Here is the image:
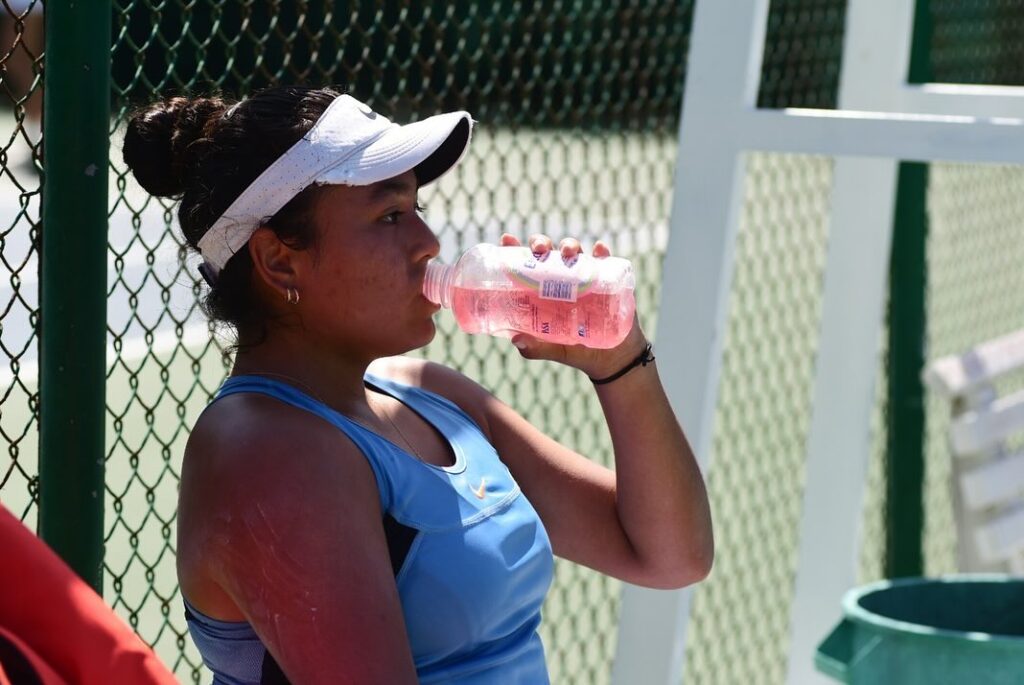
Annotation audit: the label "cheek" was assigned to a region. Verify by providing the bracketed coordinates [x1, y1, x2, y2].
[316, 249, 405, 309]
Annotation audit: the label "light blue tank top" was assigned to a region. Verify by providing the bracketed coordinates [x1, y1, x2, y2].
[184, 373, 554, 684]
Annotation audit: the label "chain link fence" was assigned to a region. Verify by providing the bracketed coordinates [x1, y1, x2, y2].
[683, 2, 851, 682]
[930, 0, 1024, 86]
[922, 163, 1024, 576]
[3, 1, 1024, 683]
[107, 1, 691, 682]
[0, 0, 43, 526]
[683, 152, 837, 685]
[685, 1, 1024, 682]
[919, 1, 1024, 577]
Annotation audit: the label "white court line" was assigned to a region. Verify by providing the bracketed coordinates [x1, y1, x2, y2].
[0, 321, 215, 390]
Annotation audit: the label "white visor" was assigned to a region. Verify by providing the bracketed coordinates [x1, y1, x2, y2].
[197, 94, 473, 275]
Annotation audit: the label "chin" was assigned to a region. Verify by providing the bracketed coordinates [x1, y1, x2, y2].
[388, 318, 437, 356]
[413, 318, 438, 348]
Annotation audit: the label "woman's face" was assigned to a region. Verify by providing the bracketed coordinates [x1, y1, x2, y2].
[293, 170, 442, 357]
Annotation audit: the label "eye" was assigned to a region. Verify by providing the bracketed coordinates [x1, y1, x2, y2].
[381, 203, 425, 225]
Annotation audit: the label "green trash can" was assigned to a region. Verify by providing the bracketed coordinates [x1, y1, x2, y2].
[816, 575, 1024, 684]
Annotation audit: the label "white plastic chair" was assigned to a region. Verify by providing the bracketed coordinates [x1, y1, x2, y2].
[924, 329, 1024, 574]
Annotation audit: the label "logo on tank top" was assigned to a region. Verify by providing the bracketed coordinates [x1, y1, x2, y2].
[471, 477, 487, 500]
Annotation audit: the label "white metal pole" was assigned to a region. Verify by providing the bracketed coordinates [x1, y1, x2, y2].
[784, 2, 913, 682]
[734, 109, 1024, 163]
[614, 0, 1024, 681]
[897, 84, 1024, 118]
[611, 0, 770, 683]
[782, 158, 899, 685]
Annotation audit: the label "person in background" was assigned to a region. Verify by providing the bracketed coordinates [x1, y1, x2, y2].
[0, 504, 179, 685]
[122, 84, 714, 684]
[1, 0, 43, 170]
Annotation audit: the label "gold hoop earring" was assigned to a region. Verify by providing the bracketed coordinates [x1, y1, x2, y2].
[285, 287, 300, 305]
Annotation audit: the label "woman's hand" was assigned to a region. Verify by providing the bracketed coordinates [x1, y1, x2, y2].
[439, 235, 713, 587]
[499, 233, 649, 379]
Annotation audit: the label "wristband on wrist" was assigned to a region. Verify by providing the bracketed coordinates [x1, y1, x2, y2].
[589, 342, 655, 385]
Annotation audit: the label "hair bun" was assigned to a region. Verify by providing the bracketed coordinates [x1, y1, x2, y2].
[122, 96, 228, 197]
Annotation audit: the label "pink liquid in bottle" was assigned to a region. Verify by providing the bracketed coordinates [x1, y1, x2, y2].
[450, 287, 634, 348]
[425, 245, 636, 349]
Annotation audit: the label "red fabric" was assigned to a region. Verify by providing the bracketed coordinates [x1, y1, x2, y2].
[0, 625, 69, 685]
[0, 504, 179, 685]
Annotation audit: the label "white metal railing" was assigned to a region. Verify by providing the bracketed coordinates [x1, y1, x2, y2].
[612, 1, 1024, 684]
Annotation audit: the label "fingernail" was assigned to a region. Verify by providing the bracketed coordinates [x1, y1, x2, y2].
[513, 340, 528, 350]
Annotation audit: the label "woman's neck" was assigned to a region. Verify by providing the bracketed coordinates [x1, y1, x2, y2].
[230, 332, 374, 415]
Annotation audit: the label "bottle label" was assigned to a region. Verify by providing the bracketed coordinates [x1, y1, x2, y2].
[539, 279, 578, 302]
[503, 254, 593, 304]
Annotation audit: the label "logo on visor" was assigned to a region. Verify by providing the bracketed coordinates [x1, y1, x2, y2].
[358, 105, 378, 120]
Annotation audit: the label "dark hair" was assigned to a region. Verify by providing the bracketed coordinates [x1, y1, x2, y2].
[122, 85, 341, 345]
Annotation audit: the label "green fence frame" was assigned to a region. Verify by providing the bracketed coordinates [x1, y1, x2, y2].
[38, 0, 111, 593]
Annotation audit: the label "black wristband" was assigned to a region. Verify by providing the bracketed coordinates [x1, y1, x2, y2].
[589, 342, 655, 385]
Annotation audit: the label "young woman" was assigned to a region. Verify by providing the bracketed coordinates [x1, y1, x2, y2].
[122, 85, 713, 684]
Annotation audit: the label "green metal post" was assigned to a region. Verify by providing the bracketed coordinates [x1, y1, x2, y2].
[885, 163, 928, 578]
[38, 0, 111, 592]
[885, 0, 931, 578]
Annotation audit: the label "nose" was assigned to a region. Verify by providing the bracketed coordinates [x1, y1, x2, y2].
[412, 214, 441, 262]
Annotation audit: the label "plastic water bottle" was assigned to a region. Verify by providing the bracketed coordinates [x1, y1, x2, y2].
[423, 243, 636, 349]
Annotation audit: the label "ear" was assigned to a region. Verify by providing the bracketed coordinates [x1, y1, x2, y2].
[247, 226, 299, 294]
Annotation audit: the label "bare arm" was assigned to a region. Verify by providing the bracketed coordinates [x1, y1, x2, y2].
[587, 350, 713, 586]
[387, 233, 713, 588]
[178, 396, 419, 684]
[495, 233, 713, 587]
[407, 355, 712, 590]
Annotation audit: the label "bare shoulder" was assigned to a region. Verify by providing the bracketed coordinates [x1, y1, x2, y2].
[183, 391, 373, 489]
[178, 392, 385, 612]
[178, 392, 418, 680]
[369, 356, 495, 437]
[179, 391, 384, 524]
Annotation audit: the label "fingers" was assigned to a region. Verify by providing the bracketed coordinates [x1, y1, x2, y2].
[559, 237, 582, 264]
[528, 233, 554, 258]
[511, 334, 569, 364]
[513, 234, 613, 262]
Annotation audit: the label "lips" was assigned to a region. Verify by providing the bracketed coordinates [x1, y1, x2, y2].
[414, 265, 430, 294]
[413, 270, 439, 310]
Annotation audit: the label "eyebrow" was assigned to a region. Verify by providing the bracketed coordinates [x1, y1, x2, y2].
[368, 177, 417, 203]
